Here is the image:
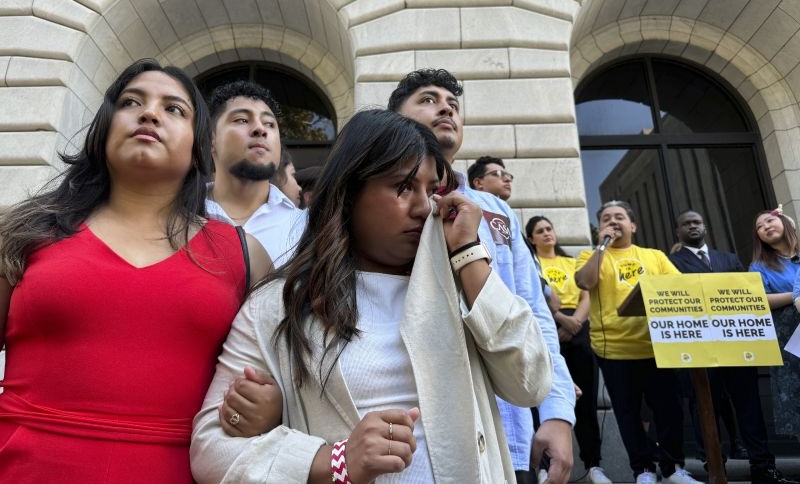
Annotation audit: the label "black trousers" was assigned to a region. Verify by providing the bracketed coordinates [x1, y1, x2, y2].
[559, 310, 603, 469]
[596, 356, 685, 478]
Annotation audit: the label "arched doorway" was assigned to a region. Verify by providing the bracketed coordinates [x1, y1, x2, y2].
[575, 56, 773, 266]
[195, 62, 336, 169]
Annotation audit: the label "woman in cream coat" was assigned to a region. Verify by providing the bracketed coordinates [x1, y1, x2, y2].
[191, 109, 552, 483]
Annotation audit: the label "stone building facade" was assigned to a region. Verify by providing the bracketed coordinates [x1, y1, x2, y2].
[0, 0, 800, 255]
[0, 0, 798, 253]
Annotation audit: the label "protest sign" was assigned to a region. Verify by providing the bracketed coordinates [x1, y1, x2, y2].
[640, 272, 783, 367]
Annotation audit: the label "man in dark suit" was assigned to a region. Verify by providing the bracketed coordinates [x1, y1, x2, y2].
[669, 210, 797, 484]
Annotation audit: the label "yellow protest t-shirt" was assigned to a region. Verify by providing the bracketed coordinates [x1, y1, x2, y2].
[576, 245, 680, 360]
[539, 255, 581, 310]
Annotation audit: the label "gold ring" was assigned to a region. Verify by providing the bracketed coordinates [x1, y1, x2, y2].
[388, 422, 393, 440]
[229, 412, 240, 426]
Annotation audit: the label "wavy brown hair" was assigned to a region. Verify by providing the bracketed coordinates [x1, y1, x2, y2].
[267, 109, 456, 388]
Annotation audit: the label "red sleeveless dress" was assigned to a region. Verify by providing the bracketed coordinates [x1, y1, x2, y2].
[0, 219, 246, 483]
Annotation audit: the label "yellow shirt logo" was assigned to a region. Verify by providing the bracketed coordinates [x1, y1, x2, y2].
[615, 258, 645, 288]
[544, 266, 569, 291]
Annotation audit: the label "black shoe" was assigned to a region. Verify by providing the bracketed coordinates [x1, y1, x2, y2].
[751, 467, 800, 484]
[730, 442, 749, 460]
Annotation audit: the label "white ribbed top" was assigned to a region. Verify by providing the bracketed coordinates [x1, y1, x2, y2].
[339, 271, 433, 483]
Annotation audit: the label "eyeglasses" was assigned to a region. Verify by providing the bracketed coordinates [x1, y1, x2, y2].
[480, 169, 514, 181]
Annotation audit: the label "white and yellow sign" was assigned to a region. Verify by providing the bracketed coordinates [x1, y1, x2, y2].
[640, 273, 783, 368]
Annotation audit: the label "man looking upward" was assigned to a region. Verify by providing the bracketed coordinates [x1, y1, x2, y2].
[390, 68, 576, 484]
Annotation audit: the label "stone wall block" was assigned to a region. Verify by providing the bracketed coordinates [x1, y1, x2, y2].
[506, 157, 585, 207]
[355, 51, 414, 82]
[515, 123, 579, 158]
[518, 206, 591, 245]
[350, 8, 460, 56]
[59, 89, 89, 143]
[463, 78, 575, 124]
[117, 18, 160, 61]
[102, 0, 137, 36]
[0, 17, 83, 61]
[33, 0, 97, 32]
[303, 0, 327, 46]
[0, 131, 59, 165]
[88, 18, 133, 72]
[300, 41, 327, 70]
[261, 27, 285, 51]
[0, 165, 59, 207]
[618, 17, 643, 44]
[681, 43, 711, 66]
[459, 125, 516, 159]
[0, 57, 9, 87]
[635, 15, 671, 40]
[354, 80, 395, 109]
[407, 0, 512, 7]
[326, 72, 351, 99]
[160, 0, 206, 39]
[281, 29, 312, 61]
[771, 30, 800, 78]
[340, 0, 404, 28]
[418, 49, 510, 79]
[749, 6, 799, 61]
[225, 0, 260, 24]
[513, 0, 579, 21]
[509, 48, 570, 78]
[762, 130, 781, 178]
[256, 0, 285, 27]
[68, 64, 102, 113]
[592, 23, 624, 53]
[773, 170, 800, 215]
[0, 86, 66, 131]
[210, 25, 237, 53]
[5, 57, 71, 86]
[0, 1, 33, 16]
[320, 0, 346, 64]
[315, 52, 344, 84]
[461, 6, 571, 50]
[195, 0, 230, 28]
[233, 24, 264, 49]
[728, 0, 780, 44]
[132, 0, 179, 51]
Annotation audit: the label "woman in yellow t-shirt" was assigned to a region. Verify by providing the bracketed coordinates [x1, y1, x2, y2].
[526, 216, 609, 483]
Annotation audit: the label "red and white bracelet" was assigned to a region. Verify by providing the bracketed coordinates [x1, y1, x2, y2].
[331, 439, 352, 484]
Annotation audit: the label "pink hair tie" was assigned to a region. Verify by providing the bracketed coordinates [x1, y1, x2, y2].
[771, 204, 796, 229]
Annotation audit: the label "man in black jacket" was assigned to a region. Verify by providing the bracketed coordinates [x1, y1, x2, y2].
[669, 210, 797, 484]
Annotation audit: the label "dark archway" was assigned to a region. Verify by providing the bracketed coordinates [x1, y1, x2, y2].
[575, 56, 774, 266]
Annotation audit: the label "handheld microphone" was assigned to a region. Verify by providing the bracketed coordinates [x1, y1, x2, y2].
[598, 235, 612, 252]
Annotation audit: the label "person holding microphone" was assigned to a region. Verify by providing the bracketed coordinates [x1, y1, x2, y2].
[574, 201, 699, 484]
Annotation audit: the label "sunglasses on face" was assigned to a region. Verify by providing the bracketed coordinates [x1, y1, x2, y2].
[481, 169, 514, 181]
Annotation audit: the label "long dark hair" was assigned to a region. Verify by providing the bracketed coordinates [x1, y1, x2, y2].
[0, 59, 212, 284]
[751, 209, 800, 271]
[525, 215, 568, 257]
[271, 109, 455, 388]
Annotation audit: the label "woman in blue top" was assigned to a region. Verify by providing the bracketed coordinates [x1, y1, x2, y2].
[749, 206, 800, 440]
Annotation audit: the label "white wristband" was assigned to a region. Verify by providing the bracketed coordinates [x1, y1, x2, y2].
[450, 242, 492, 273]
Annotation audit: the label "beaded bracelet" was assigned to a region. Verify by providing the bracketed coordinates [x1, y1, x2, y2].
[331, 439, 352, 484]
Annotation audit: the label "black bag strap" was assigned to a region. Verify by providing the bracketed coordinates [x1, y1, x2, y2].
[235, 225, 250, 290]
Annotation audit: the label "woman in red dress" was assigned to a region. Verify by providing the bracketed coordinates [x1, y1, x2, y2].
[0, 59, 269, 483]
